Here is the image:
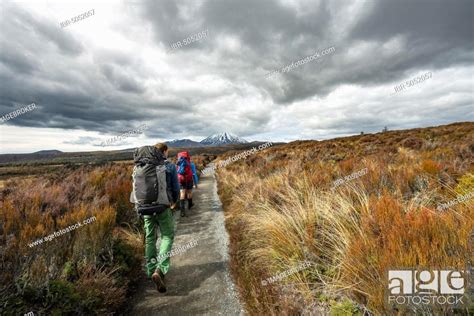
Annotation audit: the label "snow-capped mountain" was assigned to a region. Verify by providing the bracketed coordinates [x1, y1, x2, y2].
[200, 132, 248, 146]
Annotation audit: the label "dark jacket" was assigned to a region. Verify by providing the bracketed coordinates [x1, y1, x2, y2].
[165, 160, 180, 204]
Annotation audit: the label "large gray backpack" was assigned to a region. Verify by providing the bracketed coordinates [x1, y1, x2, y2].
[130, 146, 171, 216]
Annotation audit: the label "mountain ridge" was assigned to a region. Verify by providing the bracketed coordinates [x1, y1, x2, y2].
[167, 132, 248, 147]
[166, 139, 202, 147]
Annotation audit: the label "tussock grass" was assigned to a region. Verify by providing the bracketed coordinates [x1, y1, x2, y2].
[217, 122, 474, 315]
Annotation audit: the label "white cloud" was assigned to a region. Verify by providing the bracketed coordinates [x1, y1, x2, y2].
[0, 0, 472, 153]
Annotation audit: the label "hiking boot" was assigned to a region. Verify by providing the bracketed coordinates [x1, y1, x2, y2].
[151, 269, 166, 293]
[180, 209, 186, 217]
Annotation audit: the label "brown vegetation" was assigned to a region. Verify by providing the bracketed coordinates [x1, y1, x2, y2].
[0, 154, 209, 315]
[216, 122, 474, 315]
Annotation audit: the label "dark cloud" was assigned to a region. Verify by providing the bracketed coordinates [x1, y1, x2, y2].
[351, 0, 473, 48]
[0, 0, 472, 152]
[0, 44, 39, 75]
[346, 0, 474, 84]
[138, 0, 473, 106]
[200, 0, 331, 54]
[0, 2, 83, 57]
[100, 64, 145, 93]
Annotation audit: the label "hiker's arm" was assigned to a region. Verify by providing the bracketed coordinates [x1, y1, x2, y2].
[170, 166, 180, 203]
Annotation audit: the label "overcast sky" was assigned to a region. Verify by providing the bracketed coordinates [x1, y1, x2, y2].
[0, 0, 472, 153]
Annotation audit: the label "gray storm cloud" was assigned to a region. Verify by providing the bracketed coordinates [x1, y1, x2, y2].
[0, 0, 472, 148]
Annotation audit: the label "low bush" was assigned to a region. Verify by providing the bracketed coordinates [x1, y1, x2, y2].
[217, 122, 473, 315]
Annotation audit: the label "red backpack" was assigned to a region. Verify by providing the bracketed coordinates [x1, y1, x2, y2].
[176, 151, 193, 184]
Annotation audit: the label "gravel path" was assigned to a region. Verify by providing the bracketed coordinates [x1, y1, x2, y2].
[129, 172, 244, 316]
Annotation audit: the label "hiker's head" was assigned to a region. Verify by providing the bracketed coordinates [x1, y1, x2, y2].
[155, 143, 169, 158]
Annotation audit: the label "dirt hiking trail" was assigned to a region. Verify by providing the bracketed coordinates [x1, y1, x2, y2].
[129, 172, 244, 316]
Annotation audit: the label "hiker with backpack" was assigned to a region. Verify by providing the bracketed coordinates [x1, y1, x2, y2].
[176, 151, 197, 217]
[130, 143, 179, 293]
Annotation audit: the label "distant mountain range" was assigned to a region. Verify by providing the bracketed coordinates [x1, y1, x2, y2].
[166, 139, 203, 147]
[167, 132, 248, 147]
[34, 150, 63, 155]
[0, 132, 253, 164]
[0, 150, 65, 164]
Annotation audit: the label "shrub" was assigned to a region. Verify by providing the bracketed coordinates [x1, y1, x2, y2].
[421, 159, 441, 174]
[217, 122, 473, 315]
[330, 299, 361, 316]
[1, 157, 207, 314]
[0, 164, 137, 314]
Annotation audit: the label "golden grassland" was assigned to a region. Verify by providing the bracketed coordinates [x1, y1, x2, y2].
[216, 122, 474, 315]
[0, 155, 210, 315]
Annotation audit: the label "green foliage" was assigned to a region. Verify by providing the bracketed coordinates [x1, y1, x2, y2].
[1, 293, 29, 316]
[318, 293, 329, 302]
[112, 237, 141, 276]
[455, 173, 474, 195]
[61, 261, 79, 281]
[330, 299, 361, 316]
[45, 280, 81, 314]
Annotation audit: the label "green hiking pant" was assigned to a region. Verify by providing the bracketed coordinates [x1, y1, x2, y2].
[143, 209, 175, 277]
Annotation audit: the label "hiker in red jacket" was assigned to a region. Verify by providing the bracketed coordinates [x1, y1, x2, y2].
[176, 151, 195, 217]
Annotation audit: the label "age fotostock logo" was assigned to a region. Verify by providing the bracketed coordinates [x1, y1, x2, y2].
[386, 269, 467, 307]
